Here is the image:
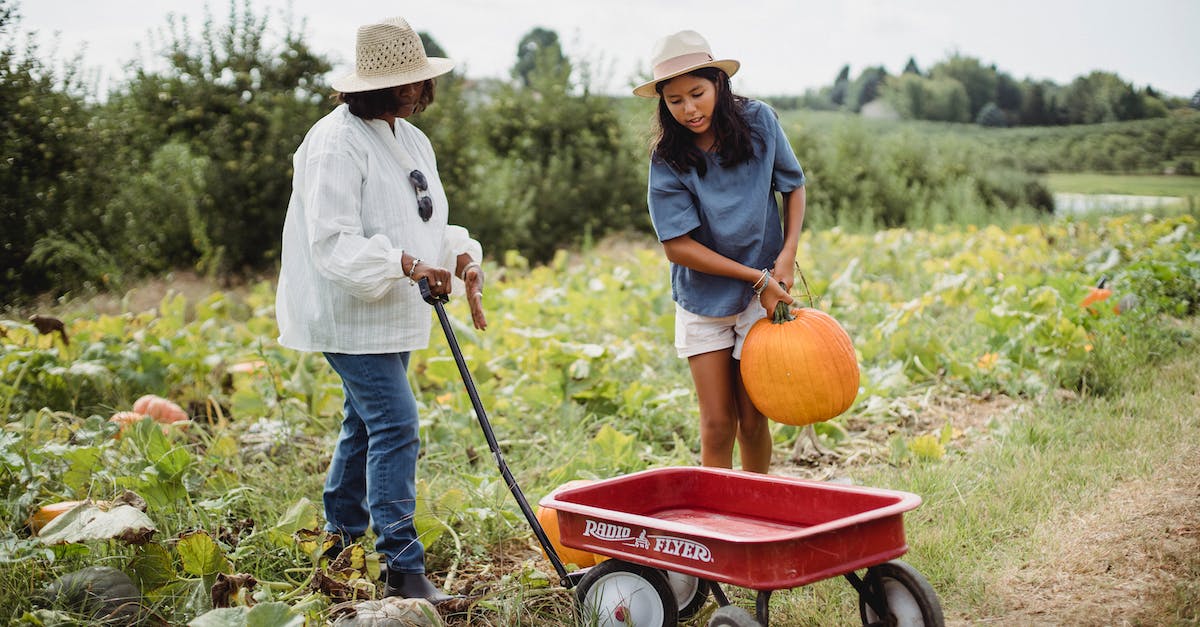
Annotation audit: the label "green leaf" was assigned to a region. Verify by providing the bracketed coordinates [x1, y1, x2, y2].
[131, 542, 178, 590]
[269, 497, 319, 547]
[589, 424, 636, 467]
[178, 530, 229, 576]
[245, 602, 304, 627]
[60, 446, 104, 492]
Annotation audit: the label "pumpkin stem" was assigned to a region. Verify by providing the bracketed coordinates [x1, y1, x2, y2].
[771, 299, 796, 324]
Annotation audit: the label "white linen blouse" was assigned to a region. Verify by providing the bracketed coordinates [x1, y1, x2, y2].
[276, 104, 481, 354]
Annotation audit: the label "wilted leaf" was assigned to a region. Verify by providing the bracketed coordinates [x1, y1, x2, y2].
[210, 572, 257, 608]
[295, 528, 337, 563]
[38, 502, 156, 545]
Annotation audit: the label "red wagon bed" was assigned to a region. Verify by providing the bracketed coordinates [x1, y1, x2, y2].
[542, 466, 922, 591]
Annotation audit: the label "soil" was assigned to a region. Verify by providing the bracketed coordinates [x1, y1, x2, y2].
[979, 439, 1200, 626]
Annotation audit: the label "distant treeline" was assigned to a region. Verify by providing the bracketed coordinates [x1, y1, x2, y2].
[0, 0, 1195, 303]
[763, 55, 1198, 128]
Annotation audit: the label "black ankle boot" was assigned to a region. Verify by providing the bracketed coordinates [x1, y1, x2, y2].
[383, 571, 458, 604]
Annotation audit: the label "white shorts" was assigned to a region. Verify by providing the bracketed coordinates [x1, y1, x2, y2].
[674, 301, 767, 359]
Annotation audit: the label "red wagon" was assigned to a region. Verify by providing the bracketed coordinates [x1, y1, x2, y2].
[421, 280, 942, 626]
[542, 467, 943, 626]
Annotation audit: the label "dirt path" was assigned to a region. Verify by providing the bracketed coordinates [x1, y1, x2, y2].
[972, 438, 1200, 626]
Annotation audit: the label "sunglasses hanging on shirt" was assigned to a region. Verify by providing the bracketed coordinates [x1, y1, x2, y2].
[409, 169, 433, 222]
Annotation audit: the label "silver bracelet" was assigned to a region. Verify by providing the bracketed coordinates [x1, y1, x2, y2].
[752, 268, 771, 295]
[460, 261, 482, 280]
[406, 257, 421, 284]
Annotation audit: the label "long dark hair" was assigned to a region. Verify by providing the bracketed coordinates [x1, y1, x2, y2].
[338, 79, 437, 119]
[651, 67, 754, 176]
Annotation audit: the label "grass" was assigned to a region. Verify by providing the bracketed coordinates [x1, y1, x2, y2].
[760, 318, 1200, 625]
[1043, 172, 1200, 197]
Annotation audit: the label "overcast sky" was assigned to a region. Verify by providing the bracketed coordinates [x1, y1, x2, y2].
[13, 0, 1199, 99]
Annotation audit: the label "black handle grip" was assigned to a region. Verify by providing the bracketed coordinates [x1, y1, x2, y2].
[418, 277, 449, 305]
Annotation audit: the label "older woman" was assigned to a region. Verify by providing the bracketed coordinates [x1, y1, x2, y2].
[276, 16, 485, 603]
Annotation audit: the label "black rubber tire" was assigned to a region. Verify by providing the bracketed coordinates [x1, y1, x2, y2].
[662, 571, 710, 621]
[706, 604, 761, 626]
[857, 559, 945, 626]
[575, 559, 678, 627]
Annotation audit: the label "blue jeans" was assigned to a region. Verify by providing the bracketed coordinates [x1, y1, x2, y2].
[321, 352, 425, 573]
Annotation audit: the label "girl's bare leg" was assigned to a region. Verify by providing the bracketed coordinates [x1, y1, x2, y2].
[733, 367, 772, 473]
[688, 348, 738, 468]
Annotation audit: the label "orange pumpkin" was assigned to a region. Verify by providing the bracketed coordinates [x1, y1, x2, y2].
[740, 301, 860, 426]
[28, 500, 85, 534]
[108, 411, 147, 438]
[1080, 286, 1113, 310]
[536, 480, 602, 568]
[132, 394, 189, 424]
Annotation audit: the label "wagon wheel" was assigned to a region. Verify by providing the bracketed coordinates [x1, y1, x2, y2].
[662, 571, 710, 620]
[857, 560, 945, 627]
[576, 559, 678, 627]
[706, 604, 761, 626]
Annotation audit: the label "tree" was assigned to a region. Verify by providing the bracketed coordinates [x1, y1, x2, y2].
[1191, 89, 1200, 110]
[1018, 80, 1051, 126]
[112, 0, 333, 274]
[0, 0, 121, 297]
[975, 102, 1007, 127]
[850, 66, 888, 111]
[929, 54, 997, 120]
[513, 26, 568, 88]
[830, 64, 850, 107]
[882, 74, 969, 123]
[419, 32, 446, 58]
[902, 57, 921, 76]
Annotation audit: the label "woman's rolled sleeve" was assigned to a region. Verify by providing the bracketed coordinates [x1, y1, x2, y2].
[305, 150, 406, 302]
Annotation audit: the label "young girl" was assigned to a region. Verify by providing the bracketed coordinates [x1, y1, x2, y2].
[634, 30, 806, 472]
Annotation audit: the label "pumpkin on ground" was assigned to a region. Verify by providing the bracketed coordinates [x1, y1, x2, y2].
[535, 480, 603, 568]
[36, 566, 150, 624]
[132, 394, 189, 424]
[740, 301, 860, 426]
[28, 500, 86, 534]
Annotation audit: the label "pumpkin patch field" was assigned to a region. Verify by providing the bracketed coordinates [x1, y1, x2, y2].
[1, 211, 1197, 624]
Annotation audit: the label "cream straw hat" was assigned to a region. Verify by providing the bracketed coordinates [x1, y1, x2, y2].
[332, 17, 454, 93]
[633, 30, 739, 98]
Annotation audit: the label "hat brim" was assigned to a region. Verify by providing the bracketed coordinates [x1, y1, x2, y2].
[632, 59, 740, 98]
[332, 57, 455, 93]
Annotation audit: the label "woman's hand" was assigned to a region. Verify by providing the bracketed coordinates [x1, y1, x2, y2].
[758, 279, 794, 315]
[462, 264, 488, 330]
[411, 262, 453, 296]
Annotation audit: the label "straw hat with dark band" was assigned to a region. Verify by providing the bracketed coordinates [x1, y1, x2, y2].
[633, 30, 739, 98]
[332, 17, 454, 93]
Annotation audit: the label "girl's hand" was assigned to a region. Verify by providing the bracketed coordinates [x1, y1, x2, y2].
[411, 262, 453, 296]
[462, 264, 488, 331]
[758, 280, 794, 315]
[772, 256, 796, 293]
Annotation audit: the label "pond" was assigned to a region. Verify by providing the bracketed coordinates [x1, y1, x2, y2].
[1054, 193, 1187, 214]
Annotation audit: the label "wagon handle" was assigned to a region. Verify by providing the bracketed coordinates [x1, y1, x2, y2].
[418, 278, 574, 587]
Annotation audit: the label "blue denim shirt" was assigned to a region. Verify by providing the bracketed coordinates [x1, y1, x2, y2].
[648, 99, 806, 317]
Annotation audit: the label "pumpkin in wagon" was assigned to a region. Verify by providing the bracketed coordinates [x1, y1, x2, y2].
[740, 299, 860, 426]
[535, 480, 604, 568]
